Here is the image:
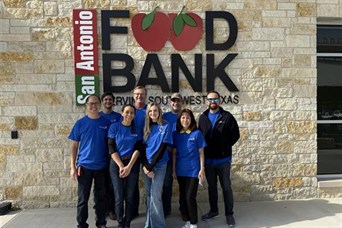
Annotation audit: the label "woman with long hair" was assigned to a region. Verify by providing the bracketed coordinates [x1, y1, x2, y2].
[141, 103, 172, 228]
[108, 104, 142, 228]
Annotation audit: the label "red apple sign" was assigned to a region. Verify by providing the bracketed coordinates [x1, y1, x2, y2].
[169, 10, 203, 51]
[131, 8, 171, 51]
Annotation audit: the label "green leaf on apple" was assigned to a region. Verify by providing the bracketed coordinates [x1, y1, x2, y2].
[173, 14, 185, 36]
[142, 8, 157, 30]
[182, 14, 197, 27]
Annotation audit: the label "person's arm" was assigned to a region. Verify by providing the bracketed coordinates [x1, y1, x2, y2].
[108, 138, 125, 176]
[144, 143, 168, 172]
[70, 140, 79, 180]
[121, 150, 140, 178]
[172, 148, 177, 179]
[198, 147, 205, 180]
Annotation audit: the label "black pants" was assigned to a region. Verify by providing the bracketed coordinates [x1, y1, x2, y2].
[205, 162, 234, 216]
[132, 157, 141, 216]
[177, 176, 199, 224]
[77, 167, 107, 228]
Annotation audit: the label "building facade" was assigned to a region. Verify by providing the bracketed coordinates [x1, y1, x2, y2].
[0, 0, 341, 208]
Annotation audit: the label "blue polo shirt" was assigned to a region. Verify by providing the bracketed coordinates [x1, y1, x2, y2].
[172, 129, 206, 177]
[134, 105, 146, 139]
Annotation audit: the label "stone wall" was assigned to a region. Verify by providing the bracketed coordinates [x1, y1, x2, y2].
[0, 0, 341, 208]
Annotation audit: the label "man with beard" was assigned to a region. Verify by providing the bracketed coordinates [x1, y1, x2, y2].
[198, 91, 240, 227]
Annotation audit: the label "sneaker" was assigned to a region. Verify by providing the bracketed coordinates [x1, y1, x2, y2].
[108, 211, 116, 220]
[201, 211, 219, 220]
[189, 224, 197, 228]
[226, 215, 236, 226]
[182, 221, 190, 228]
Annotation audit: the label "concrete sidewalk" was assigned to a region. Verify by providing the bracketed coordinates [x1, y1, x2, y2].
[1, 198, 341, 228]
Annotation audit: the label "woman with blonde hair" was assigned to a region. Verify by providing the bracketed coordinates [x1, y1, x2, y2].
[141, 103, 172, 228]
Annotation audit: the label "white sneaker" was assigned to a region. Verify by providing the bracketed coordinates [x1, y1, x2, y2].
[189, 224, 197, 228]
[182, 221, 190, 228]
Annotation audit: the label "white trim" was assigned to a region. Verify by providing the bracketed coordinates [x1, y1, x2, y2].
[317, 53, 342, 57]
[317, 174, 342, 180]
[317, 120, 342, 124]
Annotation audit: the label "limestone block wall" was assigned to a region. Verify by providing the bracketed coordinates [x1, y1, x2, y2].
[0, 0, 341, 208]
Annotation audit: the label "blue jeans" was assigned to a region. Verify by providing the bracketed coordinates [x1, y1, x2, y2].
[162, 161, 173, 214]
[76, 167, 107, 228]
[205, 162, 234, 216]
[110, 159, 140, 226]
[143, 164, 167, 228]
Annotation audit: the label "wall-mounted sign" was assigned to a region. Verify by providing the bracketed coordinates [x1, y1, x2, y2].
[73, 9, 100, 105]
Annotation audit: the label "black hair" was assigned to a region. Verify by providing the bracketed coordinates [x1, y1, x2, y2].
[176, 109, 197, 132]
[85, 95, 101, 103]
[101, 92, 114, 101]
[121, 104, 136, 134]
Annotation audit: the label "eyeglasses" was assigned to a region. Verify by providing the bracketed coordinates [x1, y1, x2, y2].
[134, 93, 145, 96]
[87, 102, 100, 106]
[207, 98, 220, 103]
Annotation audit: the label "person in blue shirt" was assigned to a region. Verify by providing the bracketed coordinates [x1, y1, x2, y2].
[100, 92, 121, 124]
[198, 91, 240, 227]
[108, 104, 142, 228]
[69, 95, 111, 228]
[141, 103, 172, 228]
[162, 92, 182, 217]
[99, 92, 121, 221]
[172, 109, 206, 228]
[131, 85, 148, 218]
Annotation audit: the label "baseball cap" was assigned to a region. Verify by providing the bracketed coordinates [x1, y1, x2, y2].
[171, 93, 182, 101]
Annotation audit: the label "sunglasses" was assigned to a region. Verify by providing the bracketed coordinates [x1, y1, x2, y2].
[207, 98, 220, 103]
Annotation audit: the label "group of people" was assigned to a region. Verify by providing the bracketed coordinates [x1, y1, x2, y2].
[69, 86, 240, 228]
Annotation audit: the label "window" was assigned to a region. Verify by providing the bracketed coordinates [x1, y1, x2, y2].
[317, 25, 342, 175]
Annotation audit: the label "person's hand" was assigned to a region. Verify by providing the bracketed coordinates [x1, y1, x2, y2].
[70, 167, 77, 180]
[172, 170, 177, 180]
[198, 168, 205, 181]
[120, 166, 131, 178]
[143, 166, 154, 178]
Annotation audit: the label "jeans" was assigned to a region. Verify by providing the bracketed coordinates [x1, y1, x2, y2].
[177, 176, 199, 224]
[105, 166, 115, 214]
[76, 167, 107, 228]
[205, 162, 234, 216]
[143, 164, 167, 228]
[110, 159, 140, 226]
[133, 157, 141, 216]
[162, 161, 173, 214]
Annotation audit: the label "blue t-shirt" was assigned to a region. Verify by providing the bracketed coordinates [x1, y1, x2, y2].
[99, 111, 122, 123]
[68, 115, 111, 170]
[108, 122, 139, 158]
[144, 122, 172, 168]
[162, 112, 178, 132]
[162, 111, 178, 159]
[173, 129, 206, 177]
[206, 110, 231, 165]
[134, 106, 146, 139]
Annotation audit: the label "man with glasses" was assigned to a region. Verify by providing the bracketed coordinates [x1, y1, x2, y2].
[198, 91, 240, 227]
[69, 95, 112, 228]
[162, 93, 183, 217]
[132, 85, 148, 219]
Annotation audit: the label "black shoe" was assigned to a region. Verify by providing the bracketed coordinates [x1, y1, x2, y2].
[181, 214, 189, 221]
[164, 210, 171, 217]
[201, 211, 219, 220]
[132, 212, 139, 220]
[226, 215, 235, 226]
[108, 211, 117, 220]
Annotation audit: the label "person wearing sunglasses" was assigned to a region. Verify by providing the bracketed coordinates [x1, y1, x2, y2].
[198, 91, 240, 227]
